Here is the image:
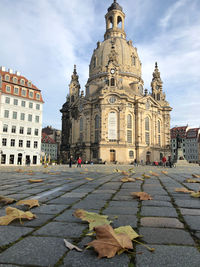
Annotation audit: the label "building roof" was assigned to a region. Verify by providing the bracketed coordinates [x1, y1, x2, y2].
[41, 133, 56, 144]
[186, 128, 200, 139]
[170, 126, 188, 139]
[108, 0, 123, 12]
[0, 67, 44, 103]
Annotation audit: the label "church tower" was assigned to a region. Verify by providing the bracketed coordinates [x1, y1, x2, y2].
[60, 0, 172, 164]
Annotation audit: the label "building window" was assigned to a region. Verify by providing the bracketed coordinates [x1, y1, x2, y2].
[158, 135, 161, 146]
[95, 115, 100, 143]
[4, 110, 9, 118]
[19, 140, 23, 147]
[9, 155, 14, 164]
[21, 100, 26, 107]
[21, 89, 26, 97]
[11, 126, 16, 133]
[26, 140, 31, 148]
[108, 112, 117, 140]
[28, 81, 32, 87]
[158, 120, 161, 133]
[19, 126, 24, 134]
[29, 91, 34, 98]
[5, 97, 10, 104]
[36, 93, 40, 100]
[145, 117, 149, 131]
[28, 114, 32, 122]
[20, 79, 25, 85]
[111, 78, 115, 86]
[80, 117, 83, 132]
[35, 129, 39, 136]
[6, 85, 11, 93]
[20, 113, 25, 120]
[1, 154, 6, 164]
[2, 138, 7, 146]
[3, 124, 8, 132]
[13, 111, 17, 119]
[34, 141, 38, 148]
[29, 102, 33, 108]
[5, 74, 10, 81]
[127, 130, 132, 143]
[10, 139, 15, 147]
[27, 128, 31, 135]
[35, 116, 39, 123]
[129, 150, 134, 158]
[14, 87, 19, 94]
[157, 93, 160, 101]
[145, 132, 150, 145]
[93, 150, 98, 158]
[132, 56, 136, 66]
[127, 114, 132, 129]
[13, 77, 18, 83]
[14, 99, 18, 105]
[36, 104, 40, 110]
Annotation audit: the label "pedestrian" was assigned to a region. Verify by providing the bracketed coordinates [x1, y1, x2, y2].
[162, 156, 167, 167]
[168, 156, 172, 168]
[69, 156, 73, 168]
[77, 157, 82, 168]
[134, 159, 137, 166]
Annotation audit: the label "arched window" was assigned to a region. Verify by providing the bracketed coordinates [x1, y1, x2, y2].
[127, 114, 132, 143]
[79, 117, 83, 141]
[108, 16, 113, 29]
[108, 112, 117, 140]
[158, 120, 161, 133]
[111, 78, 115, 86]
[93, 56, 97, 68]
[95, 115, 100, 142]
[157, 93, 160, 101]
[132, 56, 136, 66]
[158, 120, 161, 146]
[71, 95, 74, 102]
[129, 150, 134, 158]
[145, 117, 150, 145]
[117, 16, 122, 28]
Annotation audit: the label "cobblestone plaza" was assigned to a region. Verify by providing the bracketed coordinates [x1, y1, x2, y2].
[0, 164, 200, 266]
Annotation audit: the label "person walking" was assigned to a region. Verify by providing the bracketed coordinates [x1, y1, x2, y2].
[168, 155, 172, 168]
[69, 156, 73, 168]
[77, 157, 82, 168]
[162, 156, 167, 167]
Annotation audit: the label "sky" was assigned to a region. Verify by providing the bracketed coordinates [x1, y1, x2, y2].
[0, 0, 200, 130]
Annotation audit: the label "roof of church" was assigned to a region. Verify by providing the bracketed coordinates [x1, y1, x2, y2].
[108, 0, 123, 12]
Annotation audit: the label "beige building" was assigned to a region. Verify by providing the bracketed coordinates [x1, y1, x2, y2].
[60, 0, 172, 164]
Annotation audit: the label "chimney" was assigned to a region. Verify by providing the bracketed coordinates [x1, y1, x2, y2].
[0, 66, 6, 71]
[8, 68, 13, 74]
[15, 71, 21, 76]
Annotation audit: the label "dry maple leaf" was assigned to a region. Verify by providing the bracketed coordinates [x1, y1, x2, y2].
[73, 209, 112, 230]
[142, 174, 151, 179]
[64, 239, 82, 252]
[120, 177, 135, 183]
[192, 174, 200, 178]
[85, 178, 94, 181]
[185, 179, 200, 183]
[28, 179, 43, 183]
[0, 195, 16, 205]
[191, 191, 200, 198]
[149, 171, 159, 177]
[121, 171, 129, 176]
[135, 177, 144, 181]
[131, 192, 153, 200]
[0, 207, 36, 225]
[16, 199, 40, 209]
[87, 224, 133, 258]
[114, 225, 139, 240]
[174, 188, 194, 193]
[161, 171, 168, 174]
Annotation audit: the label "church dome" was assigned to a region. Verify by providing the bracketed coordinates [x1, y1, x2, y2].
[108, 0, 123, 12]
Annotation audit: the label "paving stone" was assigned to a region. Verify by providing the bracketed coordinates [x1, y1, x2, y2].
[61, 192, 88, 198]
[54, 210, 82, 223]
[0, 236, 66, 266]
[72, 200, 106, 210]
[136, 245, 200, 267]
[12, 213, 55, 227]
[142, 200, 173, 207]
[0, 226, 33, 247]
[103, 206, 138, 215]
[5, 193, 31, 200]
[180, 208, 200, 216]
[183, 215, 200, 231]
[141, 206, 177, 217]
[33, 221, 86, 238]
[141, 217, 184, 228]
[32, 204, 67, 214]
[175, 199, 200, 208]
[110, 214, 138, 228]
[139, 227, 194, 245]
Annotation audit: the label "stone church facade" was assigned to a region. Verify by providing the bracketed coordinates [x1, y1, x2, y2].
[60, 0, 172, 164]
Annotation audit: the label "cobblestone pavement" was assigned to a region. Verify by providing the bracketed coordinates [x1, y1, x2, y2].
[0, 164, 200, 267]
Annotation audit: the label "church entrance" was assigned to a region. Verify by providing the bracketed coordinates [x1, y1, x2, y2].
[110, 150, 116, 162]
[146, 151, 151, 164]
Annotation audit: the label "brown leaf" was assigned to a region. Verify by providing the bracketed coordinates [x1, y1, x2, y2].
[64, 239, 83, 252]
[120, 177, 135, 183]
[149, 172, 159, 177]
[191, 191, 200, 198]
[0, 207, 36, 225]
[121, 171, 129, 176]
[28, 179, 43, 183]
[135, 177, 144, 181]
[185, 179, 200, 183]
[87, 224, 133, 258]
[142, 174, 151, 179]
[131, 192, 153, 200]
[16, 199, 40, 209]
[161, 171, 168, 174]
[174, 188, 194, 193]
[192, 174, 200, 178]
[0, 195, 16, 205]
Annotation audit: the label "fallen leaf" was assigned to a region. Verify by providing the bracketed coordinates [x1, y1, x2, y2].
[73, 209, 112, 231]
[28, 179, 43, 183]
[135, 177, 144, 181]
[85, 178, 94, 181]
[114, 225, 139, 240]
[192, 174, 200, 178]
[161, 171, 168, 174]
[87, 224, 133, 258]
[131, 192, 153, 200]
[64, 239, 83, 252]
[121, 171, 130, 176]
[149, 171, 159, 177]
[120, 177, 135, 183]
[0, 207, 36, 225]
[16, 199, 40, 209]
[16, 169, 23, 173]
[114, 169, 121, 173]
[142, 174, 151, 179]
[174, 188, 194, 193]
[184, 179, 200, 183]
[191, 191, 200, 198]
[0, 195, 16, 205]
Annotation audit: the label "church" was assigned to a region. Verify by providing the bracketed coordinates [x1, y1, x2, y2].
[60, 0, 172, 164]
